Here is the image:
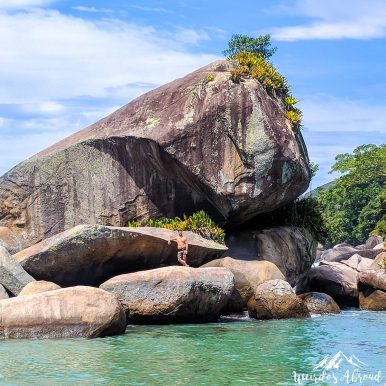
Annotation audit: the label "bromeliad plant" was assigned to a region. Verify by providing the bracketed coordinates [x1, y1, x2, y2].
[224, 34, 302, 131]
[128, 210, 225, 244]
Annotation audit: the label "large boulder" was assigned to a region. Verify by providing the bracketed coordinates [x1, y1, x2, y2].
[358, 290, 386, 311]
[0, 246, 35, 295]
[100, 266, 234, 323]
[357, 265, 386, 310]
[0, 60, 310, 247]
[0, 286, 126, 339]
[358, 270, 386, 292]
[0, 226, 22, 254]
[321, 244, 383, 263]
[13, 224, 227, 286]
[18, 280, 61, 296]
[201, 256, 285, 310]
[247, 279, 310, 319]
[296, 261, 359, 307]
[225, 226, 316, 286]
[298, 292, 340, 314]
[365, 235, 383, 249]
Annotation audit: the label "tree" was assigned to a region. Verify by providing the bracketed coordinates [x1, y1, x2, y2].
[223, 34, 277, 60]
[317, 144, 386, 245]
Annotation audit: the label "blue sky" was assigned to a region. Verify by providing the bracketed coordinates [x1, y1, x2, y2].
[0, 0, 385, 188]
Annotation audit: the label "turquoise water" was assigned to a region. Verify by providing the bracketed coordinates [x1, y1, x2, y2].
[0, 310, 384, 386]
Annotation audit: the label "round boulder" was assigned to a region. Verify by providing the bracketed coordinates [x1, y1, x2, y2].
[298, 292, 340, 314]
[100, 266, 234, 323]
[247, 279, 310, 320]
[19, 280, 61, 296]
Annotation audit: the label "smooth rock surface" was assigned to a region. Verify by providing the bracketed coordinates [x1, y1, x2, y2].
[359, 289, 386, 311]
[0, 60, 310, 247]
[100, 266, 234, 323]
[0, 227, 22, 254]
[247, 279, 310, 319]
[358, 270, 386, 292]
[225, 226, 316, 286]
[0, 246, 35, 295]
[18, 280, 61, 296]
[201, 256, 285, 310]
[0, 286, 126, 339]
[298, 292, 340, 314]
[13, 224, 227, 286]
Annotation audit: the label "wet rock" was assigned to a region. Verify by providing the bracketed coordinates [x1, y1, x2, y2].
[247, 279, 310, 319]
[18, 280, 61, 296]
[201, 256, 284, 311]
[13, 224, 227, 287]
[100, 266, 234, 323]
[298, 292, 340, 314]
[0, 286, 126, 339]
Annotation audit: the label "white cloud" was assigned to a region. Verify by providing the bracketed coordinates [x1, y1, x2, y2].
[0, 9, 217, 104]
[72, 6, 113, 14]
[0, 0, 54, 9]
[129, 5, 172, 14]
[301, 96, 386, 133]
[271, 0, 386, 40]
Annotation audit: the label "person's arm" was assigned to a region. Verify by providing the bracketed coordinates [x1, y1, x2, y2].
[168, 236, 177, 245]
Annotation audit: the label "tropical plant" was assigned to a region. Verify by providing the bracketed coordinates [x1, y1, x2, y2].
[128, 210, 225, 244]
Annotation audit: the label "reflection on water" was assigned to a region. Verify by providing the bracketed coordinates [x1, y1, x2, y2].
[0, 310, 384, 385]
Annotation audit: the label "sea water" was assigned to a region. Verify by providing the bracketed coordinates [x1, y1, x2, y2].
[0, 310, 384, 385]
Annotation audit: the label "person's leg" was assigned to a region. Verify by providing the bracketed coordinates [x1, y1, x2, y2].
[182, 251, 189, 267]
[177, 251, 188, 266]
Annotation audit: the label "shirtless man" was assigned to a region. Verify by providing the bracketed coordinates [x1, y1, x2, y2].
[168, 231, 189, 266]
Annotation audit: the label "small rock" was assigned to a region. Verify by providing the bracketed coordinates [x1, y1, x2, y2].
[298, 292, 340, 314]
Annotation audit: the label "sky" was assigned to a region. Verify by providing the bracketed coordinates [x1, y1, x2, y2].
[0, 0, 385, 188]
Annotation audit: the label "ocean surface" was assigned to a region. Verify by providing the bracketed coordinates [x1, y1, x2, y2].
[0, 310, 384, 386]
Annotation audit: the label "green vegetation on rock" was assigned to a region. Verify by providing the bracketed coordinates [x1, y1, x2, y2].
[316, 144, 386, 245]
[224, 34, 302, 131]
[128, 210, 225, 244]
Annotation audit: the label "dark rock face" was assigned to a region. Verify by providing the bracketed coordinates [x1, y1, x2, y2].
[0, 60, 310, 247]
[298, 292, 340, 314]
[201, 256, 285, 311]
[0, 284, 9, 300]
[0, 286, 126, 339]
[247, 279, 310, 319]
[100, 266, 234, 324]
[13, 224, 227, 287]
[225, 226, 316, 286]
[0, 246, 35, 295]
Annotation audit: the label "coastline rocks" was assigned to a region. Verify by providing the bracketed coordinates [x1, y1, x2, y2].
[226, 226, 316, 286]
[357, 263, 386, 310]
[13, 224, 227, 286]
[321, 244, 383, 263]
[247, 279, 310, 319]
[0, 246, 35, 295]
[358, 270, 386, 292]
[100, 266, 234, 323]
[0, 286, 126, 339]
[0, 60, 310, 247]
[358, 290, 386, 311]
[298, 292, 340, 314]
[201, 257, 285, 311]
[18, 280, 61, 296]
[296, 261, 359, 307]
[0, 227, 22, 254]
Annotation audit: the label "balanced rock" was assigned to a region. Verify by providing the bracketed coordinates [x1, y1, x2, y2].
[0, 60, 310, 247]
[0, 246, 35, 295]
[100, 266, 234, 323]
[0, 286, 126, 339]
[18, 280, 61, 296]
[201, 256, 285, 310]
[247, 279, 310, 319]
[298, 292, 340, 314]
[13, 224, 227, 287]
[0, 227, 22, 254]
[225, 226, 316, 286]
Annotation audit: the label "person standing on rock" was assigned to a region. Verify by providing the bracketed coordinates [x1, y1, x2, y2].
[168, 231, 189, 266]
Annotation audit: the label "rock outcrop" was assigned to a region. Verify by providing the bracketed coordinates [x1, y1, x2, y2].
[0, 286, 126, 339]
[13, 224, 227, 286]
[298, 292, 340, 314]
[0, 246, 35, 295]
[247, 279, 310, 319]
[18, 280, 61, 296]
[0, 60, 310, 247]
[100, 266, 234, 323]
[225, 226, 316, 286]
[201, 256, 285, 310]
[0, 227, 22, 254]
[320, 244, 383, 263]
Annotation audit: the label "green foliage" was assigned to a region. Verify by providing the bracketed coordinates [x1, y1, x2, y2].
[127, 210, 225, 244]
[316, 144, 386, 245]
[223, 34, 277, 60]
[285, 110, 302, 131]
[310, 162, 319, 179]
[230, 65, 249, 83]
